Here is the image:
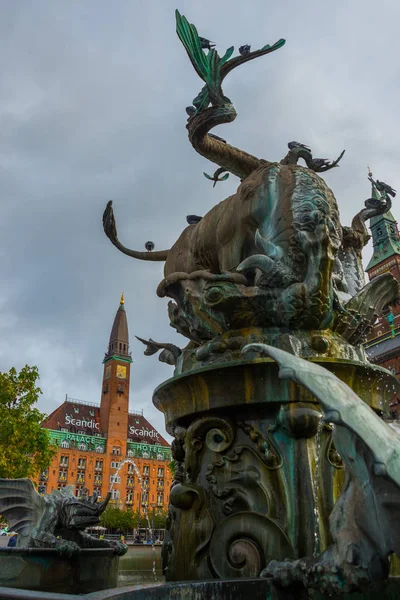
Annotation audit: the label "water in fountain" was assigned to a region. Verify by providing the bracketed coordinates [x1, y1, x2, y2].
[110, 458, 157, 580]
[312, 417, 324, 558]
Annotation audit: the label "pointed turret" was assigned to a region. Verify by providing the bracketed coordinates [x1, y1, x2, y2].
[104, 293, 131, 362]
[366, 170, 400, 274]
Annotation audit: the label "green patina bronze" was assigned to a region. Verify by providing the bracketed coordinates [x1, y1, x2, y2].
[101, 10, 400, 596]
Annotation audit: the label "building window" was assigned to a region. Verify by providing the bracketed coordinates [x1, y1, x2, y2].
[110, 475, 120, 484]
[58, 469, 67, 481]
[95, 446, 103, 453]
[60, 456, 69, 467]
[111, 461, 120, 469]
[112, 446, 121, 455]
[157, 467, 164, 477]
[128, 464, 135, 474]
[95, 460, 103, 471]
[157, 454, 163, 460]
[75, 486, 84, 497]
[143, 466, 150, 476]
[126, 491, 134, 504]
[77, 471, 85, 484]
[89, 410, 95, 417]
[111, 489, 120, 500]
[39, 469, 49, 480]
[127, 477, 134, 487]
[77, 458, 86, 469]
[143, 478, 149, 489]
[94, 487, 102, 499]
[127, 449, 134, 457]
[157, 479, 164, 489]
[57, 483, 66, 490]
[142, 452, 150, 459]
[157, 493, 164, 505]
[141, 492, 149, 504]
[94, 475, 102, 485]
[61, 440, 70, 449]
[78, 443, 87, 451]
[74, 407, 79, 414]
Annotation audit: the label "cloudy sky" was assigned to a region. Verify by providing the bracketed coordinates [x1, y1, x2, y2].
[1, 0, 399, 441]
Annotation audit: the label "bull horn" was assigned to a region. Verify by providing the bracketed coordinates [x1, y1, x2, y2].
[103, 201, 169, 261]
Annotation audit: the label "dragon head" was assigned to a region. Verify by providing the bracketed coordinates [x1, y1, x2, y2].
[58, 487, 111, 530]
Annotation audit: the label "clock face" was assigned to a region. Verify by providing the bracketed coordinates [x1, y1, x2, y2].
[116, 365, 127, 380]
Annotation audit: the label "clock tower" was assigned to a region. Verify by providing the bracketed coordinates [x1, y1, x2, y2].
[100, 293, 132, 455]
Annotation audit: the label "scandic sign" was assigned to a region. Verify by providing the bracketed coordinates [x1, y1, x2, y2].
[65, 415, 100, 429]
[129, 426, 159, 439]
[64, 414, 160, 439]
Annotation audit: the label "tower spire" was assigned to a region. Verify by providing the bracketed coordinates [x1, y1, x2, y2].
[104, 295, 132, 362]
[366, 169, 400, 274]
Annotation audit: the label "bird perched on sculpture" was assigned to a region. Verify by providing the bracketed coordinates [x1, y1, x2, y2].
[145, 241, 155, 252]
[288, 141, 311, 151]
[309, 158, 331, 170]
[199, 37, 215, 50]
[186, 106, 196, 117]
[376, 180, 396, 198]
[186, 215, 202, 225]
[239, 45, 251, 56]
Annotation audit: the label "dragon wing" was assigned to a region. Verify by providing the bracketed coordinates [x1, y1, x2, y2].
[0, 478, 46, 536]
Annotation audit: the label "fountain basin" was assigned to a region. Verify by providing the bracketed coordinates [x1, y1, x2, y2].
[2, 578, 400, 599]
[0, 547, 119, 594]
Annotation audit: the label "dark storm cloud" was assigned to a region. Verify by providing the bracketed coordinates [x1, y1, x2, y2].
[0, 0, 399, 440]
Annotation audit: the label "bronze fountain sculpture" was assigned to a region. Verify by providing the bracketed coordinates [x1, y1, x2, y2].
[101, 10, 400, 596]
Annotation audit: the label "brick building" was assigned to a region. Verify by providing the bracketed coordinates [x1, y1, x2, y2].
[38, 295, 172, 511]
[364, 183, 400, 416]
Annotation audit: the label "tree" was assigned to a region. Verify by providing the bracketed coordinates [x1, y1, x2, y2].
[0, 365, 56, 479]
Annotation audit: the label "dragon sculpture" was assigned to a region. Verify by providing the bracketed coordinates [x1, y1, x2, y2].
[0, 479, 127, 556]
[241, 343, 400, 595]
[102, 11, 397, 368]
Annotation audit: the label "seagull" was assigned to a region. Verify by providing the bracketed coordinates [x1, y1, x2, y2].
[186, 215, 203, 225]
[309, 158, 330, 170]
[199, 37, 216, 50]
[376, 180, 396, 198]
[186, 106, 196, 117]
[239, 45, 251, 56]
[145, 241, 155, 252]
[288, 141, 311, 151]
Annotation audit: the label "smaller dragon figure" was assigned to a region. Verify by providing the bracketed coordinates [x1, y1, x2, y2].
[0, 479, 127, 556]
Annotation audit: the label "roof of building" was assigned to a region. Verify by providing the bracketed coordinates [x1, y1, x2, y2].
[365, 332, 400, 361]
[42, 399, 170, 447]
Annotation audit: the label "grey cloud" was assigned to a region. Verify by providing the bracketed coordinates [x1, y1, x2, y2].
[0, 0, 399, 442]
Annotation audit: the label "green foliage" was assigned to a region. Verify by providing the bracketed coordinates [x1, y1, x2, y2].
[168, 460, 176, 477]
[0, 365, 56, 479]
[100, 506, 168, 531]
[100, 506, 135, 530]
